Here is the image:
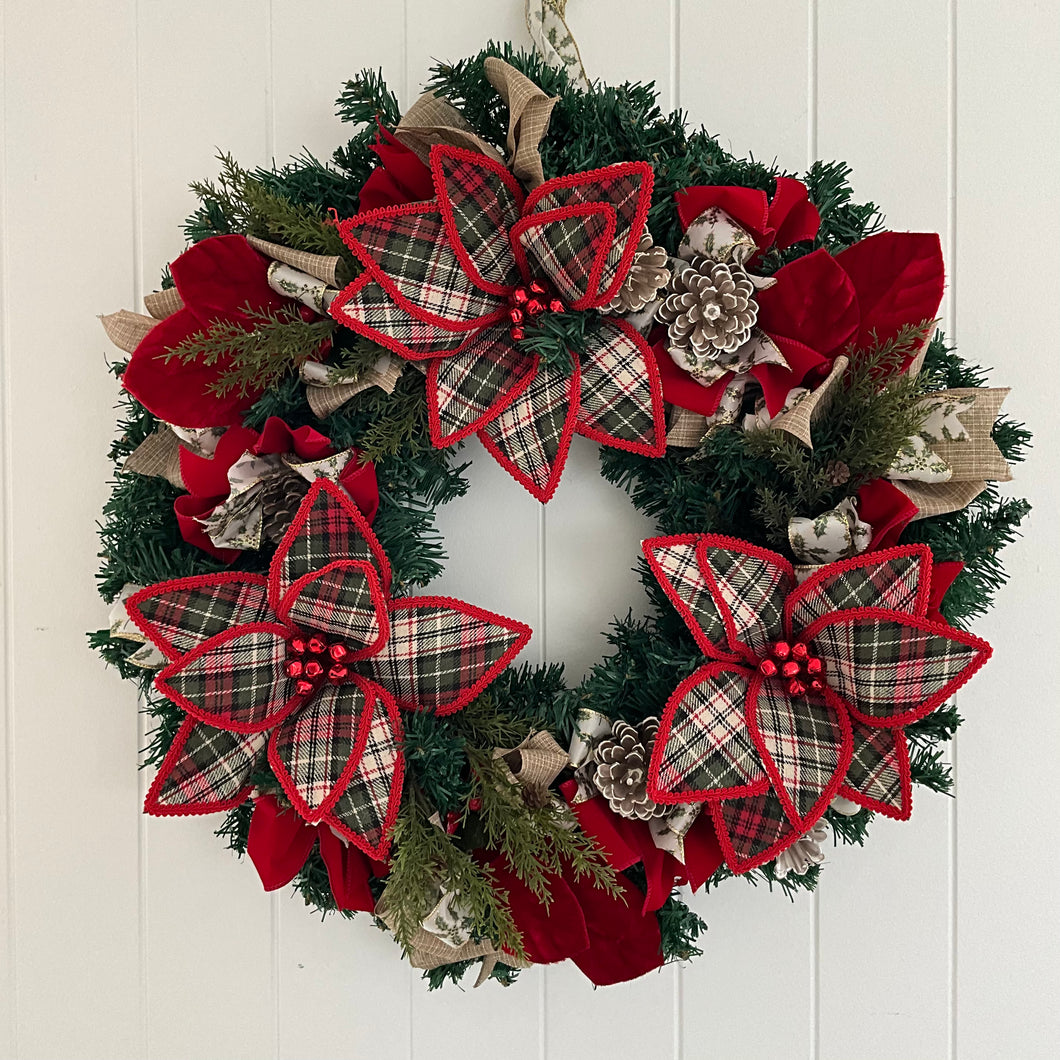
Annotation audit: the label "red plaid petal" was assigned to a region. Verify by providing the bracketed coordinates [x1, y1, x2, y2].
[431, 144, 523, 292]
[361, 596, 532, 715]
[478, 358, 581, 502]
[277, 559, 389, 658]
[126, 573, 270, 661]
[512, 203, 616, 309]
[839, 721, 911, 819]
[145, 717, 267, 815]
[805, 612, 991, 727]
[648, 663, 767, 803]
[270, 479, 390, 612]
[427, 324, 538, 445]
[749, 676, 851, 828]
[524, 161, 654, 306]
[787, 545, 932, 635]
[575, 316, 665, 456]
[329, 273, 473, 361]
[338, 202, 503, 327]
[155, 622, 299, 734]
[268, 676, 376, 823]
[709, 789, 800, 873]
[324, 682, 405, 860]
[698, 538, 794, 659]
[642, 535, 737, 659]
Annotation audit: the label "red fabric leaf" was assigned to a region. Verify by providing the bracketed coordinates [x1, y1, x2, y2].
[318, 827, 376, 912]
[926, 560, 964, 623]
[678, 813, 725, 891]
[358, 123, 435, 212]
[857, 478, 920, 550]
[173, 493, 241, 563]
[122, 235, 312, 427]
[768, 178, 821, 249]
[568, 871, 664, 987]
[756, 249, 860, 359]
[559, 780, 641, 871]
[835, 232, 945, 357]
[648, 332, 726, 416]
[675, 185, 770, 243]
[480, 853, 589, 965]
[247, 794, 317, 891]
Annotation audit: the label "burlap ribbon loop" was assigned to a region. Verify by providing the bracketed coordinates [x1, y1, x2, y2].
[246, 235, 345, 288]
[395, 59, 557, 191]
[394, 92, 505, 167]
[482, 57, 558, 189]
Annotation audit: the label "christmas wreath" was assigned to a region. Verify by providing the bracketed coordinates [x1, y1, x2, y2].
[92, 38, 1029, 991]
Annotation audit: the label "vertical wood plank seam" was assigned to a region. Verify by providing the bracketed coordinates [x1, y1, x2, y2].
[0, 0, 20, 1049]
[807, 4, 821, 1058]
[537, 498, 548, 1060]
[946, 3, 959, 1057]
[131, 0, 151, 1054]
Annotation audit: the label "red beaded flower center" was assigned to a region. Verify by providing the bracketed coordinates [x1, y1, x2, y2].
[757, 640, 826, 698]
[285, 634, 354, 696]
[506, 280, 566, 341]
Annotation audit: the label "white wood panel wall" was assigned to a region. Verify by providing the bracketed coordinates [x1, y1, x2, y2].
[1, 2, 1058, 1057]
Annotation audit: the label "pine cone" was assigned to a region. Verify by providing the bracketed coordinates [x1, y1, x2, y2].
[600, 231, 671, 314]
[657, 257, 758, 362]
[593, 718, 669, 821]
[259, 468, 310, 544]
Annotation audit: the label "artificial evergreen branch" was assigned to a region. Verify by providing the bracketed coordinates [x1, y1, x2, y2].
[163, 303, 336, 398]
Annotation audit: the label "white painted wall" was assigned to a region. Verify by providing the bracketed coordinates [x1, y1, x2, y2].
[1, 2, 1058, 1058]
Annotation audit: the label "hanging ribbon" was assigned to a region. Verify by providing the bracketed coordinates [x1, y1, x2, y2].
[524, 1, 589, 90]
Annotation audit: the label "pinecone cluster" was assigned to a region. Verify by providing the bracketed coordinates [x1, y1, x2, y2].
[657, 257, 758, 363]
[592, 717, 669, 821]
[258, 467, 311, 544]
[600, 231, 671, 314]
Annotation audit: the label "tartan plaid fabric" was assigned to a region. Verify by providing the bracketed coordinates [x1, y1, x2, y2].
[331, 276, 469, 356]
[361, 601, 525, 712]
[845, 720, 905, 814]
[753, 677, 845, 822]
[702, 545, 792, 658]
[328, 689, 402, 856]
[276, 486, 378, 604]
[436, 150, 521, 288]
[576, 317, 659, 448]
[809, 615, 983, 723]
[479, 359, 577, 497]
[271, 681, 369, 818]
[531, 167, 650, 298]
[161, 627, 291, 731]
[516, 207, 614, 304]
[132, 577, 270, 658]
[343, 208, 500, 323]
[789, 551, 927, 633]
[715, 790, 798, 867]
[152, 722, 267, 810]
[432, 325, 537, 441]
[645, 540, 728, 649]
[653, 668, 766, 798]
[283, 560, 384, 649]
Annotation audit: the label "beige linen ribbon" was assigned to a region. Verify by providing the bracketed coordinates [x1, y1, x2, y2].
[124, 427, 186, 489]
[897, 387, 1012, 519]
[143, 286, 183, 319]
[300, 357, 405, 419]
[395, 59, 557, 190]
[246, 235, 345, 288]
[100, 310, 156, 354]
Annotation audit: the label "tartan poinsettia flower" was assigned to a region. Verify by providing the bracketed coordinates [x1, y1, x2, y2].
[330, 144, 666, 501]
[642, 535, 991, 872]
[125, 479, 531, 859]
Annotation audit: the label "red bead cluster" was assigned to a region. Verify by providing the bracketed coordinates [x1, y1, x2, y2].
[507, 280, 565, 341]
[285, 634, 353, 696]
[758, 640, 826, 698]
